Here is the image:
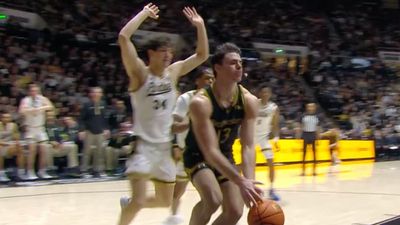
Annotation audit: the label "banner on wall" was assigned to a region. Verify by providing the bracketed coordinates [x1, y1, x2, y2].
[232, 139, 375, 164]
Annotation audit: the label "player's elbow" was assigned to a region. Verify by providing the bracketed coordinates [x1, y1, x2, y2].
[118, 33, 129, 44]
[204, 151, 219, 167]
[196, 51, 209, 62]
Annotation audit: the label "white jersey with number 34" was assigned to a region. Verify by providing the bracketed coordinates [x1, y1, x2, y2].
[131, 73, 177, 143]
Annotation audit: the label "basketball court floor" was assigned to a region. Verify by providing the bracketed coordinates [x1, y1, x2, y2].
[1, 160, 399, 225]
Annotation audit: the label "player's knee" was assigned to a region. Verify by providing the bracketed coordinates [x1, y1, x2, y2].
[203, 196, 222, 215]
[223, 204, 243, 221]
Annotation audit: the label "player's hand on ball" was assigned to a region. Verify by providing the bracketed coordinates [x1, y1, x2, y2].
[143, 3, 159, 19]
[238, 178, 264, 208]
[183, 7, 204, 27]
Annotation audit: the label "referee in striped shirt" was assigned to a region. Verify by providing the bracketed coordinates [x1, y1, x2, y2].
[301, 103, 320, 176]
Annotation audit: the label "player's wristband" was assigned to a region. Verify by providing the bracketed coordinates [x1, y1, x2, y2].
[172, 134, 179, 147]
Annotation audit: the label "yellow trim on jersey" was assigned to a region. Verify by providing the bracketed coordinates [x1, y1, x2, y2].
[239, 85, 246, 114]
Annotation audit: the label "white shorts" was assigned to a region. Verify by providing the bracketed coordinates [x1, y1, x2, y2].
[254, 135, 274, 159]
[125, 139, 176, 183]
[25, 126, 48, 143]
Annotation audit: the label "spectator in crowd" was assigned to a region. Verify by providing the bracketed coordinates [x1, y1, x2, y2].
[79, 87, 110, 178]
[109, 99, 128, 134]
[105, 122, 135, 175]
[45, 111, 80, 177]
[0, 112, 25, 182]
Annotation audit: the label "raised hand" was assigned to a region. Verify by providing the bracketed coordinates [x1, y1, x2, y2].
[143, 3, 159, 19]
[183, 7, 204, 27]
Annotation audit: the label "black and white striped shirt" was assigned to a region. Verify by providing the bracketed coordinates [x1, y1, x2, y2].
[302, 114, 319, 132]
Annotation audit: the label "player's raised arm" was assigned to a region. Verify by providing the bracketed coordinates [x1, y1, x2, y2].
[118, 3, 159, 90]
[239, 91, 259, 180]
[169, 7, 209, 79]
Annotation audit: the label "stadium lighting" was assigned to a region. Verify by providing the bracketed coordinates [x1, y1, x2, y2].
[275, 48, 285, 53]
[0, 14, 8, 20]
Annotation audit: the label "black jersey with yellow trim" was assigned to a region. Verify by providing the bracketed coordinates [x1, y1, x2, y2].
[184, 84, 245, 168]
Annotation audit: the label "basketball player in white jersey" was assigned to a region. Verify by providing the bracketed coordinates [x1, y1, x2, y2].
[19, 83, 54, 180]
[162, 68, 214, 225]
[117, 3, 208, 225]
[254, 85, 280, 201]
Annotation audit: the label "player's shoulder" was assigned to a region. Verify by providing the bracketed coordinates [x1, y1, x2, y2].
[180, 90, 196, 99]
[240, 86, 258, 106]
[190, 89, 212, 107]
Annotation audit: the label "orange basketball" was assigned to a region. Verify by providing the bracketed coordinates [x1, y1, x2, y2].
[248, 199, 285, 225]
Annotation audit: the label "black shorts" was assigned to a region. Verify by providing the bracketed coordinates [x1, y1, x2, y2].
[183, 149, 234, 184]
[302, 132, 317, 144]
[185, 162, 229, 184]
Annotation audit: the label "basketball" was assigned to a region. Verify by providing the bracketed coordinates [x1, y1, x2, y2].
[248, 199, 285, 225]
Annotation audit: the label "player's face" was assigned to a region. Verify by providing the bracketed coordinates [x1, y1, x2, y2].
[29, 87, 39, 97]
[90, 89, 103, 102]
[149, 46, 174, 68]
[217, 52, 243, 82]
[307, 103, 316, 114]
[259, 88, 271, 101]
[196, 74, 214, 89]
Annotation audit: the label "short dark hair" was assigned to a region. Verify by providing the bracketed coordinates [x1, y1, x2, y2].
[194, 67, 213, 80]
[28, 83, 39, 90]
[210, 43, 241, 76]
[257, 83, 271, 93]
[145, 36, 172, 51]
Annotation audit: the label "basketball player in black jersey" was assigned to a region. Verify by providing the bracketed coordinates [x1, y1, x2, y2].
[184, 43, 263, 225]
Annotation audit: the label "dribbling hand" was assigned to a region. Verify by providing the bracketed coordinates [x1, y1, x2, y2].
[143, 3, 159, 19]
[238, 178, 264, 208]
[183, 7, 204, 27]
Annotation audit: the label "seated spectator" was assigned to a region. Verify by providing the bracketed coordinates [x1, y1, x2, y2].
[62, 116, 82, 150]
[108, 99, 128, 134]
[105, 122, 135, 175]
[45, 111, 80, 177]
[0, 112, 25, 182]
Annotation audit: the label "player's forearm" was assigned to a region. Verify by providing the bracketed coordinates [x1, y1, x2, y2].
[171, 121, 189, 134]
[19, 107, 36, 114]
[241, 145, 256, 179]
[194, 23, 209, 61]
[205, 149, 243, 184]
[119, 11, 148, 38]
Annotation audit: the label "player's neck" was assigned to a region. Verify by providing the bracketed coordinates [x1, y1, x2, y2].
[261, 99, 269, 105]
[148, 64, 165, 76]
[213, 79, 237, 103]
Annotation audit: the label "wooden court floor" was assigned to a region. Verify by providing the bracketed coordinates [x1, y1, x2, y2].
[1, 160, 399, 225]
